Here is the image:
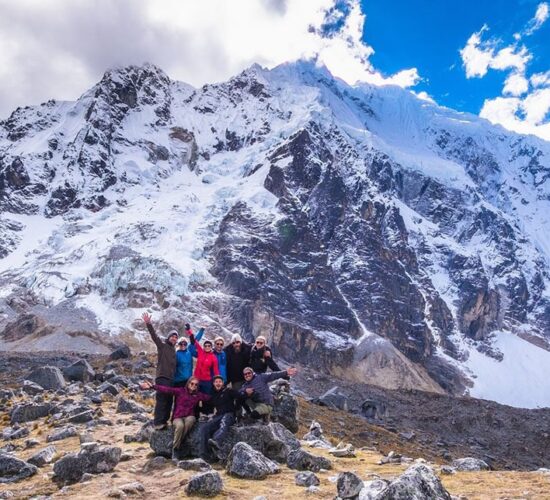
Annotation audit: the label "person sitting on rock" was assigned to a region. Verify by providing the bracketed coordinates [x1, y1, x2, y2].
[249, 335, 282, 374]
[240, 366, 298, 422]
[224, 333, 252, 391]
[139, 377, 210, 460]
[188, 331, 219, 395]
[174, 337, 194, 388]
[142, 312, 178, 430]
[213, 336, 228, 382]
[198, 375, 243, 460]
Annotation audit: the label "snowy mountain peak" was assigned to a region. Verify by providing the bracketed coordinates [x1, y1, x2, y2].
[1, 61, 550, 409]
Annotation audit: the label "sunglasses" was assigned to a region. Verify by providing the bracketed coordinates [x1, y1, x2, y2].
[255, 341, 265, 345]
[204, 343, 212, 348]
[215, 342, 224, 346]
[244, 371, 253, 376]
[188, 382, 198, 387]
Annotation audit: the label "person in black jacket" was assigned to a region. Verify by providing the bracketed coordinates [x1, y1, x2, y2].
[198, 375, 242, 460]
[142, 312, 178, 429]
[224, 333, 252, 391]
[249, 335, 281, 373]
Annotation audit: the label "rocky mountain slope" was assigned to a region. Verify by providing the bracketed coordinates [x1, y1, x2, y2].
[1, 60, 550, 407]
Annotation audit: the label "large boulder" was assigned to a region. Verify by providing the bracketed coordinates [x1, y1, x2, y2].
[10, 403, 52, 424]
[28, 445, 57, 467]
[110, 345, 131, 360]
[62, 359, 95, 382]
[53, 443, 121, 483]
[312, 386, 349, 411]
[0, 452, 38, 483]
[337, 471, 364, 499]
[372, 464, 452, 500]
[226, 442, 280, 479]
[184, 470, 223, 497]
[287, 449, 332, 472]
[451, 457, 490, 471]
[150, 422, 299, 462]
[27, 366, 66, 391]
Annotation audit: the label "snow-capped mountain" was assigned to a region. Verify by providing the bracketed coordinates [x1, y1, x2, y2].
[1, 60, 550, 408]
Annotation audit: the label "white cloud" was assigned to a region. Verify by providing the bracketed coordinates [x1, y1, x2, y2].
[525, 2, 549, 35]
[461, 3, 550, 141]
[0, 0, 420, 118]
[503, 72, 529, 96]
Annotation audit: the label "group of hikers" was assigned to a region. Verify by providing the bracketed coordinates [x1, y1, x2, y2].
[139, 312, 297, 460]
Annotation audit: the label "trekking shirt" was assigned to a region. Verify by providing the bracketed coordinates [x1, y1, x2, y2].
[249, 345, 281, 374]
[214, 350, 227, 382]
[224, 341, 252, 383]
[190, 335, 220, 382]
[239, 370, 288, 406]
[153, 384, 210, 420]
[146, 323, 176, 381]
[204, 386, 242, 415]
[174, 348, 193, 383]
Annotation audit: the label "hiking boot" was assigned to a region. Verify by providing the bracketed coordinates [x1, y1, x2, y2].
[172, 448, 183, 461]
[250, 410, 262, 420]
[208, 438, 220, 452]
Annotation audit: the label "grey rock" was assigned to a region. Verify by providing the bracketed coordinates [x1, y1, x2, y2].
[177, 458, 212, 471]
[110, 345, 131, 360]
[0, 389, 15, 400]
[27, 366, 66, 391]
[329, 442, 355, 458]
[46, 426, 78, 443]
[2, 426, 29, 441]
[67, 410, 94, 424]
[375, 463, 452, 500]
[0, 452, 38, 483]
[116, 397, 145, 414]
[358, 479, 389, 499]
[337, 471, 364, 499]
[24, 438, 40, 449]
[120, 481, 145, 494]
[21, 380, 44, 395]
[124, 422, 153, 443]
[142, 456, 167, 472]
[313, 386, 349, 411]
[10, 402, 52, 424]
[270, 382, 299, 433]
[451, 457, 490, 471]
[97, 382, 119, 396]
[184, 470, 223, 497]
[287, 449, 332, 472]
[303, 420, 332, 449]
[226, 442, 280, 479]
[295, 471, 320, 487]
[28, 445, 57, 467]
[62, 359, 95, 383]
[53, 445, 121, 483]
[109, 375, 131, 388]
[440, 465, 456, 475]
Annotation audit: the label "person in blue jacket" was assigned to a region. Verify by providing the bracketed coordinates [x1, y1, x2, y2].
[174, 337, 194, 388]
[185, 323, 204, 357]
[213, 336, 227, 382]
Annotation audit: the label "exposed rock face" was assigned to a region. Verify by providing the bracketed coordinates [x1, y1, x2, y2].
[0, 452, 38, 483]
[1, 61, 550, 405]
[226, 442, 280, 479]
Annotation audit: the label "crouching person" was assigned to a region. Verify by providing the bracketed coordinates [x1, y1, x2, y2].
[240, 366, 297, 422]
[139, 377, 210, 460]
[198, 375, 242, 460]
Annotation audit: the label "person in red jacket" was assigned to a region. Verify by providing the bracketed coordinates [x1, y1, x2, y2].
[188, 332, 219, 394]
[140, 377, 210, 460]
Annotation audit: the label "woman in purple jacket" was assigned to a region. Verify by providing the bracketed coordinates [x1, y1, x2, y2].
[140, 376, 210, 459]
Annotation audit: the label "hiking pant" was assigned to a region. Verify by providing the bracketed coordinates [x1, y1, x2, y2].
[199, 413, 235, 457]
[154, 377, 173, 426]
[245, 400, 272, 416]
[173, 416, 196, 449]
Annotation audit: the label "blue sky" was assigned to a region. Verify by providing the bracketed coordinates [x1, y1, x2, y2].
[361, 0, 550, 115]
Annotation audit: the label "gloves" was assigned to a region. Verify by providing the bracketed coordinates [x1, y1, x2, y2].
[185, 323, 191, 330]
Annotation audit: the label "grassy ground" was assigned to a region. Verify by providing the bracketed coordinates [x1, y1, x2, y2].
[1, 391, 550, 499]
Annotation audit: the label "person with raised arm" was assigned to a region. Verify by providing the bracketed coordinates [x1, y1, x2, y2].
[185, 323, 204, 357]
[140, 377, 209, 460]
[188, 329, 219, 394]
[249, 335, 282, 374]
[240, 366, 298, 422]
[141, 312, 178, 429]
[174, 337, 193, 388]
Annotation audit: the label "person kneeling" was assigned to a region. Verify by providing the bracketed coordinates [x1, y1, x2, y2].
[198, 375, 242, 461]
[240, 366, 297, 422]
[140, 377, 210, 460]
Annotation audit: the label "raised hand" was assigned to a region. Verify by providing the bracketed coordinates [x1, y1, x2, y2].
[185, 323, 191, 330]
[286, 367, 298, 377]
[139, 381, 153, 390]
[245, 388, 254, 396]
[142, 312, 152, 325]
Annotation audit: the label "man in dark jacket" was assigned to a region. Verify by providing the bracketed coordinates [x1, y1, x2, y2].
[224, 333, 252, 391]
[198, 375, 242, 460]
[240, 366, 297, 421]
[142, 312, 178, 429]
[249, 335, 281, 373]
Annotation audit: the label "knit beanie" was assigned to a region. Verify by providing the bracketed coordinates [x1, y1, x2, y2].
[231, 333, 242, 343]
